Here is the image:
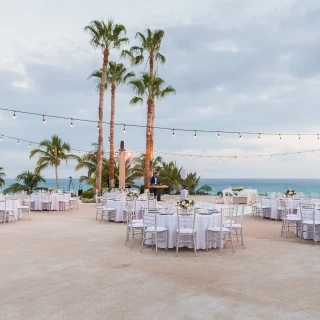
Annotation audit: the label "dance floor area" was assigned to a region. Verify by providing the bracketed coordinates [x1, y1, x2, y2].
[1, 202, 320, 320]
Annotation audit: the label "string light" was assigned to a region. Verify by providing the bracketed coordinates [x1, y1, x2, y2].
[279, 134, 282, 140]
[219, 157, 221, 161]
[246, 156, 248, 160]
[148, 127, 151, 135]
[42, 115, 46, 124]
[42, 146, 44, 150]
[298, 153, 300, 157]
[218, 132, 220, 138]
[258, 156, 260, 160]
[209, 157, 211, 160]
[172, 129, 175, 137]
[199, 157, 201, 160]
[194, 131, 197, 139]
[0, 136, 2, 141]
[70, 119, 73, 128]
[29, 143, 31, 148]
[239, 133, 242, 140]
[13, 111, 16, 119]
[298, 134, 300, 141]
[318, 134, 320, 141]
[97, 123, 99, 130]
[312, 150, 315, 155]
[271, 155, 273, 159]
[123, 125, 126, 133]
[17, 140, 20, 145]
[258, 134, 261, 140]
[284, 154, 286, 158]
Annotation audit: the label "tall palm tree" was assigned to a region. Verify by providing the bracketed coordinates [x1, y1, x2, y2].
[129, 73, 175, 188]
[84, 19, 128, 194]
[158, 161, 182, 194]
[0, 166, 6, 188]
[3, 171, 46, 195]
[131, 153, 163, 178]
[89, 62, 135, 187]
[123, 29, 166, 167]
[30, 135, 78, 189]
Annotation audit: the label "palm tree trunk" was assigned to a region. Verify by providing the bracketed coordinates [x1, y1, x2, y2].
[96, 49, 109, 194]
[109, 83, 116, 187]
[55, 165, 59, 189]
[144, 98, 153, 189]
[149, 54, 155, 176]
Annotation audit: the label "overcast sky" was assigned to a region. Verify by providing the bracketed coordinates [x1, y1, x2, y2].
[1, 0, 320, 179]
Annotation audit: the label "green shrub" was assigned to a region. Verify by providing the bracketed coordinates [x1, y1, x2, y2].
[80, 188, 94, 199]
[139, 185, 145, 194]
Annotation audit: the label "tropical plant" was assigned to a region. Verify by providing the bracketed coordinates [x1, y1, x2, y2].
[0, 166, 6, 188]
[129, 73, 175, 188]
[3, 171, 46, 195]
[158, 161, 182, 194]
[89, 62, 135, 187]
[80, 188, 95, 199]
[183, 172, 201, 194]
[196, 184, 213, 195]
[122, 29, 166, 166]
[131, 153, 163, 178]
[84, 19, 128, 194]
[30, 135, 79, 189]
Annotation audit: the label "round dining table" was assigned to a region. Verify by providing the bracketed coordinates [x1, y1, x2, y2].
[261, 198, 300, 219]
[105, 199, 145, 222]
[296, 206, 320, 241]
[30, 193, 71, 211]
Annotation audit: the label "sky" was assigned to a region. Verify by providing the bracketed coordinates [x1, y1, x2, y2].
[1, 0, 320, 179]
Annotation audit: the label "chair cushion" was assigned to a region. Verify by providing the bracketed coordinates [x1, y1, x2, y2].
[207, 226, 230, 232]
[146, 226, 167, 232]
[303, 220, 320, 225]
[176, 227, 196, 234]
[102, 207, 116, 211]
[223, 220, 235, 225]
[285, 216, 301, 221]
[17, 206, 29, 209]
[261, 206, 270, 209]
[132, 219, 143, 224]
[223, 223, 242, 228]
[130, 222, 144, 228]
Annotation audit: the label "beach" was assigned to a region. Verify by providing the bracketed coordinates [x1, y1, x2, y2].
[1, 202, 320, 319]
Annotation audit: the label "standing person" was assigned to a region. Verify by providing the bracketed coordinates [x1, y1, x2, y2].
[150, 172, 159, 197]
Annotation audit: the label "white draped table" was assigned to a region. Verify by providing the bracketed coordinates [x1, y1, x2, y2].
[147, 213, 221, 250]
[105, 199, 145, 222]
[0, 199, 21, 221]
[296, 207, 320, 241]
[30, 194, 71, 211]
[261, 198, 300, 219]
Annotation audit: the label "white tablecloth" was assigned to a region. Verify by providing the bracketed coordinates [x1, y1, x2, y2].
[31, 194, 71, 211]
[0, 199, 21, 222]
[106, 200, 145, 222]
[147, 213, 221, 250]
[296, 207, 320, 241]
[261, 198, 300, 219]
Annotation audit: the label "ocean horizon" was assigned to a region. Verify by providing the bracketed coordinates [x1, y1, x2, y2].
[2, 178, 320, 196]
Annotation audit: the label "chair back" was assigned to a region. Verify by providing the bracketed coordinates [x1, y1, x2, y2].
[142, 208, 157, 229]
[221, 206, 234, 230]
[177, 209, 196, 232]
[299, 203, 315, 224]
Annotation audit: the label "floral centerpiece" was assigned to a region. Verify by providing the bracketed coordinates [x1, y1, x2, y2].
[127, 191, 139, 199]
[284, 189, 296, 198]
[178, 198, 195, 210]
[232, 186, 244, 192]
[48, 188, 54, 194]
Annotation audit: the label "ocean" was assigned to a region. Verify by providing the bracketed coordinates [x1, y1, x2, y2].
[2, 178, 320, 196]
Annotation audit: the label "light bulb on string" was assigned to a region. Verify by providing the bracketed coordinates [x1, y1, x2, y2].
[271, 155, 273, 159]
[172, 129, 175, 137]
[219, 157, 221, 161]
[148, 127, 151, 135]
[258, 134, 261, 140]
[0, 136, 2, 141]
[312, 150, 315, 156]
[298, 134, 300, 141]
[29, 143, 31, 148]
[13, 111, 16, 119]
[97, 123, 100, 130]
[218, 132, 220, 138]
[239, 133, 242, 140]
[123, 125, 126, 133]
[284, 154, 286, 159]
[258, 156, 260, 160]
[209, 157, 211, 160]
[70, 119, 73, 128]
[279, 134, 282, 140]
[246, 156, 248, 160]
[198, 157, 201, 160]
[17, 140, 20, 145]
[43, 115, 46, 124]
[194, 131, 197, 139]
[41, 146, 44, 150]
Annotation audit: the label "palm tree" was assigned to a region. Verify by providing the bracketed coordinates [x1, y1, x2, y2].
[129, 73, 175, 188]
[158, 161, 182, 194]
[30, 135, 79, 189]
[84, 19, 128, 194]
[183, 172, 201, 194]
[131, 153, 163, 178]
[0, 166, 6, 188]
[89, 62, 135, 187]
[3, 171, 46, 195]
[123, 29, 166, 167]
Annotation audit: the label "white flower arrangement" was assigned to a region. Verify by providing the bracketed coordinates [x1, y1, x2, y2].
[284, 189, 296, 198]
[232, 186, 244, 192]
[127, 191, 139, 198]
[48, 188, 54, 194]
[178, 198, 195, 210]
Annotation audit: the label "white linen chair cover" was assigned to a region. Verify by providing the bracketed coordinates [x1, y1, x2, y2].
[0, 196, 15, 223]
[299, 203, 320, 244]
[17, 194, 31, 221]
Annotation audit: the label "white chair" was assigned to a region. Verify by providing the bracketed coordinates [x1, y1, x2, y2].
[206, 208, 234, 255]
[58, 193, 71, 211]
[251, 199, 261, 219]
[276, 199, 287, 221]
[280, 202, 301, 238]
[299, 203, 320, 244]
[41, 194, 52, 211]
[125, 201, 144, 249]
[69, 191, 79, 209]
[176, 209, 197, 257]
[223, 205, 245, 249]
[95, 194, 104, 220]
[101, 197, 116, 223]
[0, 196, 16, 223]
[17, 194, 31, 221]
[261, 199, 271, 219]
[141, 208, 168, 255]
